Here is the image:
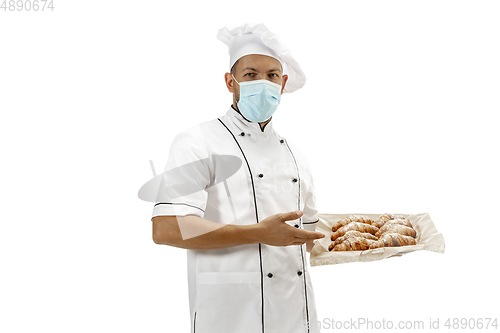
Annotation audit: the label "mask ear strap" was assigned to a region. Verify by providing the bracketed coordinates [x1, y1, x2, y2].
[232, 74, 240, 85]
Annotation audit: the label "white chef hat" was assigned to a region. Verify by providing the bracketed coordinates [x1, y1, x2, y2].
[217, 23, 306, 93]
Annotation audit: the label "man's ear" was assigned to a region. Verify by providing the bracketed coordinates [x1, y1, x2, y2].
[225, 72, 235, 93]
[281, 74, 289, 94]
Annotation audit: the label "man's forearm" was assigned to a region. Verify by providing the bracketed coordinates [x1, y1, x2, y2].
[153, 215, 260, 250]
[153, 212, 324, 251]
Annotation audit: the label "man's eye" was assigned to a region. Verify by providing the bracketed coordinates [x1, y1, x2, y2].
[269, 73, 278, 78]
[244, 73, 255, 77]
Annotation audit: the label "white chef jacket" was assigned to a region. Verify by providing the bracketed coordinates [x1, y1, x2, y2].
[152, 106, 321, 333]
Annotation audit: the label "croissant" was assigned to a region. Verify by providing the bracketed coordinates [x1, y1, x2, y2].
[391, 216, 413, 228]
[331, 214, 374, 232]
[331, 222, 379, 241]
[331, 230, 378, 248]
[375, 223, 417, 238]
[369, 233, 417, 249]
[373, 213, 413, 229]
[372, 213, 394, 228]
[331, 237, 379, 251]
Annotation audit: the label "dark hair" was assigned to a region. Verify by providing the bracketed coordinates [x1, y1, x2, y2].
[230, 59, 240, 76]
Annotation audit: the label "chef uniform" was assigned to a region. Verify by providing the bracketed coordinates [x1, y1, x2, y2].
[152, 24, 321, 333]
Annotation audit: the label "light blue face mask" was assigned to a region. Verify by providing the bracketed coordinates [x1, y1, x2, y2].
[233, 75, 282, 122]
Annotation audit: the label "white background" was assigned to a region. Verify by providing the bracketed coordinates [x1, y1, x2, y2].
[1, 0, 499, 332]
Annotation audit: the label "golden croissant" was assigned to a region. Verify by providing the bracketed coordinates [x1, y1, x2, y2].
[330, 237, 379, 251]
[371, 213, 394, 228]
[331, 230, 378, 248]
[369, 233, 417, 249]
[391, 216, 413, 228]
[372, 213, 413, 229]
[375, 223, 417, 238]
[331, 214, 374, 232]
[331, 222, 379, 241]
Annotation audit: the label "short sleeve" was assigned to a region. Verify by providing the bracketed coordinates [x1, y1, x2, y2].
[302, 172, 319, 232]
[152, 128, 211, 219]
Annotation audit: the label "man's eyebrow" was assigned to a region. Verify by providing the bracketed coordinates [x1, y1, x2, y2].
[241, 67, 282, 73]
[241, 67, 258, 72]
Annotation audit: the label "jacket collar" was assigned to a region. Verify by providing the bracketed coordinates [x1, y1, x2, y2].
[226, 105, 275, 135]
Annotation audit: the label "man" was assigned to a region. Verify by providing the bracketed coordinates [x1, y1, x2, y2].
[151, 23, 325, 333]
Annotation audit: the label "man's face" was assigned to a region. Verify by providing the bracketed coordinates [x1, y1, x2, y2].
[226, 54, 288, 107]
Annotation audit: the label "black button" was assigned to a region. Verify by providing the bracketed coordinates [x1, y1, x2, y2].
[297, 271, 303, 276]
[292, 178, 298, 183]
[267, 273, 273, 278]
[280, 139, 284, 143]
[240, 132, 245, 136]
[258, 174, 264, 178]
[294, 224, 299, 228]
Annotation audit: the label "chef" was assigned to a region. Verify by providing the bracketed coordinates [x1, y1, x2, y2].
[151, 23, 325, 333]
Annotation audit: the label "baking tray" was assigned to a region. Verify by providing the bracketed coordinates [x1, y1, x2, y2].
[310, 213, 445, 266]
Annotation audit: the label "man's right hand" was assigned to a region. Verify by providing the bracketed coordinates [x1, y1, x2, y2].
[251, 210, 325, 246]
